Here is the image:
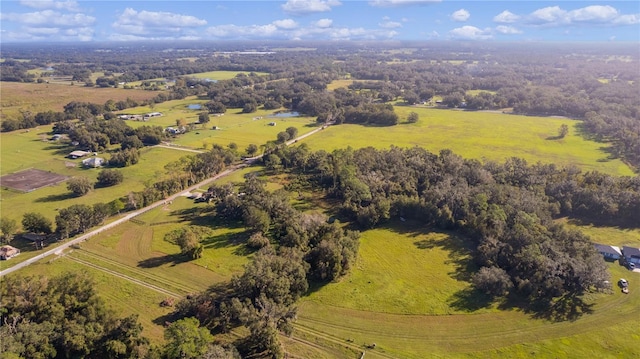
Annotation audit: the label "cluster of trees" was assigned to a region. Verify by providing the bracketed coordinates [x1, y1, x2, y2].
[172, 175, 359, 357]
[0, 272, 243, 359]
[0, 273, 151, 358]
[261, 145, 640, 311]
[66, 170, 124, 197]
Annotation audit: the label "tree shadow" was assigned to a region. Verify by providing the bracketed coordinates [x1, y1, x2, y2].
[448, 287, 494, 312]
[34, 192, 74, 202]
[137, 253, 191, 268]
[526, 295, 594, 322]
[545, 135, 563, 140]
[201, 230, 253, 256]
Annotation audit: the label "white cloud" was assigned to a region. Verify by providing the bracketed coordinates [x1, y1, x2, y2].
[114, 8, 206, 28]
[613, 14, 640, 25]
[369, 0, 441, 7]
[1, 10, 95, 27]
[273, 19, 298, 29]
[313, 18, 333, 28]
[493, 10, 519, 23]
[206, 21, 398, 41]
[526, 5, 638, 26]
[448, 25, 492, 40]
[379, 19, 402, 28]
[19, 0, 79, 12]
[568, 5, 618, 22]
[282, 0, 342, 15]
[495, 25, 522, 35]
[451, 9, 470, 22]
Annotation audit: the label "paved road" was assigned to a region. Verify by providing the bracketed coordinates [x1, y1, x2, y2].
[0, 167, 237, 277]
[0, 122, 332, 277]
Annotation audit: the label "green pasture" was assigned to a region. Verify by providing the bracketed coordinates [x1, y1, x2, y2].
[303, 222, 482, 315]
[120, 98, 318, 150]
[295, 222, 640, 358]
[297, 107, 634, 176]
[466, 89, 497, 96]
[184, 70, 268, 80]
[1, 126, 193, 225]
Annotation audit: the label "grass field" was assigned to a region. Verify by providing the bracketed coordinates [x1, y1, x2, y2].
[185, 70, 269, 80]
[295, 221, 640, 358]
[297, 107, 634, 176]
[0, 125, 195, 225]
[5, 196, 252, 342]
[0, 81, 157, 119]
[119, 97, 318, 150]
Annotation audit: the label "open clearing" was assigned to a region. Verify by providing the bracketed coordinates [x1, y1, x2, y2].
[0, 81, 157, 119]
[297, 107, 634, 176]
[185, 70, 269, 80]
[296, 223, 640, 358]
[119, 97, 318, 150]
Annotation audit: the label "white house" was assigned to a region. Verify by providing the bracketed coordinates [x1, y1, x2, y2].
[82, 157, 105, 168]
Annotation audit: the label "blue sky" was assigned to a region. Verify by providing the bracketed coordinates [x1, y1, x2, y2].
[1, 1, 638, 42]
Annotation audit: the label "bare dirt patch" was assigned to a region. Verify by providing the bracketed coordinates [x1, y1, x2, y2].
[0, 168, 67, 192]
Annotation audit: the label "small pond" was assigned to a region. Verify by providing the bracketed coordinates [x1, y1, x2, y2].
[187, 104, 202, 110]
[268, 111, 299, 118]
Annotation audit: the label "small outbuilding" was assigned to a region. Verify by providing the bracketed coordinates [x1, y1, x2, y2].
[68, 150, 91, 159]
[82, 157, 105, 168]
[0, 245, 20, 260]
[594, 244, 622, 261]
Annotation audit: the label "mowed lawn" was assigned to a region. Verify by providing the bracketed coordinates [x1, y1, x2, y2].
[0, 81, 156, 118]
[295, 223, 640, 358]
[298, 107, 634, 176]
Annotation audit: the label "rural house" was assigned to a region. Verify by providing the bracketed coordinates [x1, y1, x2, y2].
[621, 246, 640, 266]
[0, 245, 20, 260]
[82, 157, 105, 168]
[594, 244, 622, 261]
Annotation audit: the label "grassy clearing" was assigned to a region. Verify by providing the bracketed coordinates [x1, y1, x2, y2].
[185, 70, 268, 80]
[120, 97, 318, 150]
[326, 79, 353, 91]
[294, 223, 640, 358]
[466, 89, 497, 96]
[298, 107, 633, 176]
[0, 81, 156, 119]
[0, 126, 192, 225]
[303, 222, 481, 315]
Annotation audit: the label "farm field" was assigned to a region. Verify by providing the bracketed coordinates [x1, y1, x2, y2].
[0, 125, 194, 224]
[5, 195, 252, 343]
[119, 97, 318, 150]
[294, 222, 640, 358]
[297, 107, 634, 176]
[0, 81, 156, 119]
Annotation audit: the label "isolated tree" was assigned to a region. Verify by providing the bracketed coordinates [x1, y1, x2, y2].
[165, 228, 204, 259]
[246, 144, 258, 156]
[285, 126, 298, 139]
[22, 212, 52, 234]
[96, 169, 124, 187]
[558, 124, 569, 138]
[198, 112, 210, 124]
[407, 112, 419, 123]
[0, 217, 18, 243]
[163, 317, 213, 359]
[67, 176, 92, 196]
[276, 131, 290, 143]
[242, 102, 257, 113]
